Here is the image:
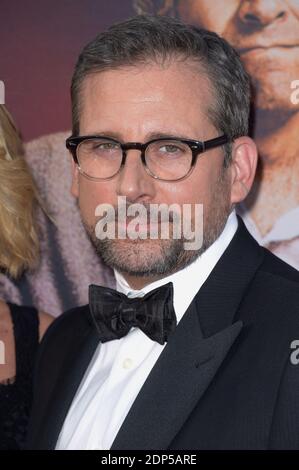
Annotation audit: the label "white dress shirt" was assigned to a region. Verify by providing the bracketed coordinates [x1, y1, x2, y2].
[56, 210, 238, 450]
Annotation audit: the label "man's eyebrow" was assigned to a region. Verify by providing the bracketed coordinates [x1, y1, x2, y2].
[85, 131, 197, 142]
[145, 132, 196, 141]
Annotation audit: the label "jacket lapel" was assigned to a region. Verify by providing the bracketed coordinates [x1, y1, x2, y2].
[39, 218, 264, 450]
[111, 218, 264, 450]
[111, 300, 243, 450]
[40, 319, 100, 449]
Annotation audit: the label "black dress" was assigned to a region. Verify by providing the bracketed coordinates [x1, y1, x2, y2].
[0, 303, 39, 450]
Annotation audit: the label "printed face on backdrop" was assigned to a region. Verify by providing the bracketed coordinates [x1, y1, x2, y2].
[177, 0, 299, 118]
[70, 62, 257, 279]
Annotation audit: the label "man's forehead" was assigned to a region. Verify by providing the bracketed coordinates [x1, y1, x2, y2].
[79, 63, 213, 126]
[81, 62, 210, 96]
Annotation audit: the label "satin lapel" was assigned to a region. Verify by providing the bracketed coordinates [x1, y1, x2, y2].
[111, 297, 243, 450]
[111, 218, 264, 450]
[40, 325, 100, 449]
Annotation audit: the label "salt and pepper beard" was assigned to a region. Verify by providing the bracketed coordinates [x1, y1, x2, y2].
[84, 168, 232, 278]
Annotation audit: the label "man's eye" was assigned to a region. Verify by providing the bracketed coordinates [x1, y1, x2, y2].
[94, 142, 118, 150]
[160, 145, 182, 154]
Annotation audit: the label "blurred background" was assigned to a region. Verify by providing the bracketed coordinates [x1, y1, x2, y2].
[1, 0, 298, 316]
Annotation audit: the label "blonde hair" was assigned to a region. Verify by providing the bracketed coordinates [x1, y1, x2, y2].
[0, 105, 40, 278]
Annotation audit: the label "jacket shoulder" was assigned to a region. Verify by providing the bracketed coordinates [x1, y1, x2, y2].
[40, 304, 91, 347]
[33, 305, 91, 381]
[260, 248, 299, 285]
[249, 247, 299, 325]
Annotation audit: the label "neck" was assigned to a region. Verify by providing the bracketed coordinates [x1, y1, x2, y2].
[120, 273, 166, 290]
[245, 110, 299, 237]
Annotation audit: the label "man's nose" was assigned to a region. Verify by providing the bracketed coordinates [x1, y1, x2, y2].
[238, 0, 287, 29]
[115, 149, 156, 202]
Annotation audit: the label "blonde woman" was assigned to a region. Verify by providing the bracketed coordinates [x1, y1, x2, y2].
[0, 105, 53, 449]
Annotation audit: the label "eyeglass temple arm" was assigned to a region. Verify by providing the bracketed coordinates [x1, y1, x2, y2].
[202, 135, 229, 152]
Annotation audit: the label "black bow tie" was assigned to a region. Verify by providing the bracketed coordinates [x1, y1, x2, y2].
[88, 282, 177, 345]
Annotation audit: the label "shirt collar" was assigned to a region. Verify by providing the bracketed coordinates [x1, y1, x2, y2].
[114, 210, 238, 324]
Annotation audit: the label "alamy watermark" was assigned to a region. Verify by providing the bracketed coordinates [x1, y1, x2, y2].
[290, 80, 299, 105]
[290, 340, 299, 365]
[0, 80, 5, 104]
[0, 340, 5, 365]
[94, 196, 203, 250]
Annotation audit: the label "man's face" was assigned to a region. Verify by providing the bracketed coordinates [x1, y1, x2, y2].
[177, 0, 299, 114]
[71, 62, 234, 277]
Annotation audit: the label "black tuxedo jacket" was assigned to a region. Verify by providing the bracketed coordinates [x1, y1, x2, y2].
[27, 218, 299, 449]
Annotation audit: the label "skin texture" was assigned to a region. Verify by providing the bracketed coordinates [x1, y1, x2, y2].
[177, 0, 299, 236]
[70, 61, 257, 289]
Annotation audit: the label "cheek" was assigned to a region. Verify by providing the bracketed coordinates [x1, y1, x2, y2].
[166, 171, 212, 211]
[184, 160, 232, 218]
[184, 159, 219, 204]
[77, 180, 115, 226]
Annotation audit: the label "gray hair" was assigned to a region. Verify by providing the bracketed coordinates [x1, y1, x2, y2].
[71, 14, 251, 165]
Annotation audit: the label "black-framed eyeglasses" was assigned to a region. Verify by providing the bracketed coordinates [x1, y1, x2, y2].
[66, 134, 229, 182]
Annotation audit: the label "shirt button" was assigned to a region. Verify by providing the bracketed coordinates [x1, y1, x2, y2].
[122, 358, 133, 369]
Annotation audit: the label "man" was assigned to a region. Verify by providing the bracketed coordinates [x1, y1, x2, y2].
[27, 15, 299, 450]
[135, 0, 299, 270]
[0, 132, 115, 317]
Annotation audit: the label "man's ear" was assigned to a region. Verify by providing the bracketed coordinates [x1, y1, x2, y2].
[229, 136, 258, 205]
[70, 156, 80, 198]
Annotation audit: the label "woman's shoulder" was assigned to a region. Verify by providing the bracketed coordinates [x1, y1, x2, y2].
[0, 300, 54, 341]
[0, 300, 15, 383]
[0, 300, 12, 334]
[0, 301, 54, 383]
